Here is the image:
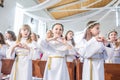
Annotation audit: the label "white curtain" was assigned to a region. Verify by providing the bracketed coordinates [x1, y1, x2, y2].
[19, 0, 117, 23]
[22, 0, 61, 12]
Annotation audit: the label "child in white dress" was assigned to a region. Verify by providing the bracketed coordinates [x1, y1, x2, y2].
[0, 32, 8, 79]
[65, 30, 77, 62]
[76, 21, 107, 80]
[41, 30, 53, 61]
[39, 23, 73, 80]
[30, 32, 41, 60]
[106, 31, 120, 63]
[8, 24, 35, 80]
[112, 37, 120, 63]
[5, 30, 16, 47]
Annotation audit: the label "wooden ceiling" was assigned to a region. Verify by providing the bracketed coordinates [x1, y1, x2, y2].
[38, 0, 113, 19]
[38, 0, 45, 3]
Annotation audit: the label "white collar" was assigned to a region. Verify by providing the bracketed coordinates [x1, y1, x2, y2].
[21, 37, 27, 43]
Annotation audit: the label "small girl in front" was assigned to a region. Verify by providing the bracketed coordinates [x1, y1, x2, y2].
[8, 24, 34, 80]
[39, 23, 73, 80]
[77, 21, 107, 80]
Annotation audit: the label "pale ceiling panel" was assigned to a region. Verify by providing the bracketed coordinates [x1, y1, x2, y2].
[48, 0, 79, 9]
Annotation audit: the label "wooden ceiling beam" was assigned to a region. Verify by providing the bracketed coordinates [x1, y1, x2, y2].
[48, 0, 84, 12]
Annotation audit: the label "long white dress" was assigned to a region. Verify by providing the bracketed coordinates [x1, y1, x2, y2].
[8, 38, 34, 80]
[39, 39, 70, 80]
[77, 37, 107, 80]
[0, 45, 8, 75]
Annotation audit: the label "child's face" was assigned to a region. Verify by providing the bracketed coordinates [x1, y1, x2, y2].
[67, 32, 74, 40]
[5, 33, 12, 39]
[20, 28, 30, 38]
[47, 30, 52, 38]
[52, 25, 63, 37]
[109, 32, 117, 41]
[90, 24, 100, 36]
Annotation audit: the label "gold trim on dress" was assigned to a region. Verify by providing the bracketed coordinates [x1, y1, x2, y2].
[48, 56, 64, 70]
[90, 58, 92, 80]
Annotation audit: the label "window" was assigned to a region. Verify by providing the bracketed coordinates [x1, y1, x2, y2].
[14, 3, 23, 35]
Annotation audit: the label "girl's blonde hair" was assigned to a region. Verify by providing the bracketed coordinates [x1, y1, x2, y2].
[46, 30, 53, 38]
[108, 30, 118, 39]
[85, 21, 100, 40]
[87, 21, 100, 29]
[16, 24, 32, 43]
[31, 32, 38, 42]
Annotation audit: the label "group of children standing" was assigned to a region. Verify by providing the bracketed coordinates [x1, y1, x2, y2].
[0, 21, 120, 80]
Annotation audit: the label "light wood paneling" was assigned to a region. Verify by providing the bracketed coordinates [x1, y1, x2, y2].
[38, 0, 45, 3]
[48, 0, 112, 19]
[48, 0, 79, 9]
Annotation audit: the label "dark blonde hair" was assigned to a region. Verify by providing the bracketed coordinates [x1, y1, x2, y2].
[87, 21, 100, 29]
[52, 23, 64, 37]
[85, 21, 100, 40]
[6, 30, 16, 41]
[31, 32, 38, 42]
[0, 32, 6, 44]
[46, 30, 53, 38]
[16, 24, 32, 43]
[108, 30, 118, 39]
[52, 23, 64, 31]
[65, 30, 75, 46]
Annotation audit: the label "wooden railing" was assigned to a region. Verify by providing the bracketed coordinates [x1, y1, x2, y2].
[1, 59, 120, 80]
[1, 59, 75, 80]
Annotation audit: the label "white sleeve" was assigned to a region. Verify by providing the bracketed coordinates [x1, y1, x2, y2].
[38, 39, 54, 53]
[31, 48, 40, 60]
[6, 46, 16, 59]
[104, 47, 114, 63]
[68, 47, 77, 56]
[1, 45, 9, 58]
[30, 43, 40, 60]
[77, 37, 102, 58]
[103, 46, 108, 60]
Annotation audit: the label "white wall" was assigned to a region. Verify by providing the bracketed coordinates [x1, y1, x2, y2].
[23, 14, 39, 33]
[0, 0, 16, 33]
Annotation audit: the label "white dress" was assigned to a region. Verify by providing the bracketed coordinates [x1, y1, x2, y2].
[6, 40, 16, 47]
[112, 47, 120, 63]
[105, 42, 120, 63]
[8, 38, 34, 80]
[66, 41, 76, 62]
[77, 37, 107, 80]
[37, 39, 48, 61]
[0, 45, 8, 74]
[31, 41, 40, 60]
[39, 39, 70, 80]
